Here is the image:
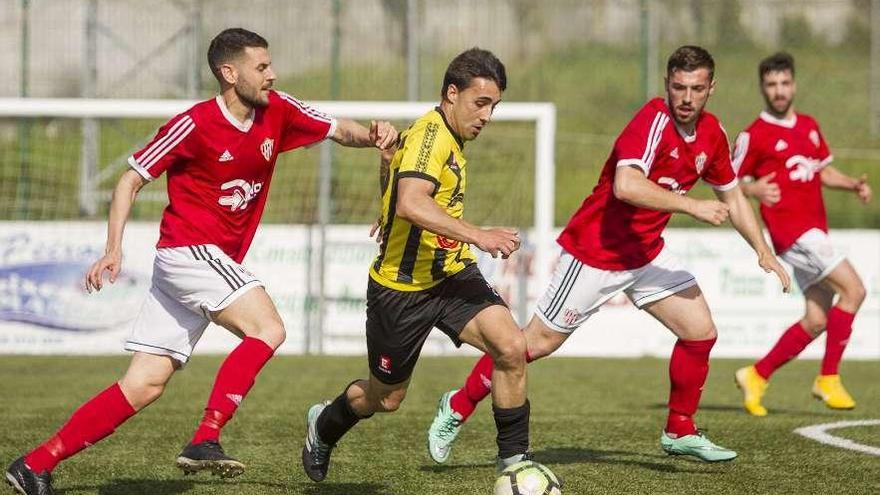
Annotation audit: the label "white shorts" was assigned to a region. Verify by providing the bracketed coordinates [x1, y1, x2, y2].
[124, 244, 264, 364]
[535, 246, 697, 333]
[780, 228, 845, 292]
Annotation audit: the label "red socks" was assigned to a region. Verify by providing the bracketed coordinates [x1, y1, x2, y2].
[754, 322, 814, 379]
[666, 337, 715, 438]
[449, 351, 534, 421]
[24, 383, 136, 473]
[821, 307, 855, 376]
[191, 337, 274, 445]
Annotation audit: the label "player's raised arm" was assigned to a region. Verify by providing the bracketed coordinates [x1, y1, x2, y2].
[715, 185, 791, 292]
[396, 177, 519, 258]
[85, 169, 148, 293]
[331, 118, 398, 150]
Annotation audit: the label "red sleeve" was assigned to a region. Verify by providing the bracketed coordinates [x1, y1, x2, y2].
[813, 121, 833, 168]
[128, 112, 196, 181]
[276, 91, 336, 152]
[731, 130, 760, 179]
[613, 102, 671, 175]
[702, 127, 738, 191]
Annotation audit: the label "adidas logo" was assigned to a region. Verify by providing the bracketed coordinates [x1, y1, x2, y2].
[775, 139, 788, 152]
[226, 393, 243, 406]
[219, 150, 234, 162]
[670, 147, 679, 159]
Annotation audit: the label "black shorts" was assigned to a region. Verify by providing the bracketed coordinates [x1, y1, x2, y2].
[366, 264, 507, 384]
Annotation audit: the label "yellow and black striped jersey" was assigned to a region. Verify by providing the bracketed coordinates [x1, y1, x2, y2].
[370, 108, 475, 291]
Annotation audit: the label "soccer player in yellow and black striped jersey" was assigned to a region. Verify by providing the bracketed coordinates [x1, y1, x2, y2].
[303, 48, 534, 483]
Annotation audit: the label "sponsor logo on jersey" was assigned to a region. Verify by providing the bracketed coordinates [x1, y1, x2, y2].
[219, 149, 234, 162]
[809, 130, 820, 148]
[218, 179, 264, 211]
[658, 176, 687, 195]
[260, 138, 274, 161]
[695, 152, 707, 174]
[437, 235, 460, 249]
[775, 139, 788, 152]
[378, 355, 392, 374]
[786, 155, 822, 183]
[670, 147, 679, 159]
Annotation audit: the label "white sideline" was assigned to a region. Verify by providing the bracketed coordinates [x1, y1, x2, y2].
[793, 420, 880, 456]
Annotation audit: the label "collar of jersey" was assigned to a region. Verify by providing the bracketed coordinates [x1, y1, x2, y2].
[215, 95, 255, 133]
[434, 107, 464, 149]
[759, 110, 797, 129]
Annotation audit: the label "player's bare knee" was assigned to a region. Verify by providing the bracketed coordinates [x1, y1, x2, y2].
[119, 378, 165, 410]
[526, 324, 566, 360]
[846, 281, 867, 309]
[371, 389, 406, 413]
[491, 333, 527, 371]
[802, 315, 827, 336]
[255, 320, 286, 349]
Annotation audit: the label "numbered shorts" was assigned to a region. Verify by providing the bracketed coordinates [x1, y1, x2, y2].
[124, 244, 263, 364]
[779, 228, 846, 292]
[535, 246, 697, 333]
[366, 264, 507, 385]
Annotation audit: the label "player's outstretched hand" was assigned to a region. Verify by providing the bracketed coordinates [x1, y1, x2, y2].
[86, 250, 122, 293]
[758, 250, 791, 293]
[855, 174, 872, 204]
[753, 172, 781, 205]
[475, 228, 520, 259]
[370, 120, 399, 150]
[690, 199, 730, 226]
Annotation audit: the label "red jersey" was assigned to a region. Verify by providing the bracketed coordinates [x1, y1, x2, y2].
[732, 111, 832, 253]
[558, 98, 738, 270]
[128, 90, 335, 262]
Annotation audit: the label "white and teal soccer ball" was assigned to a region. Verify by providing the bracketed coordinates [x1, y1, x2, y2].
[494, 461, 562, 495]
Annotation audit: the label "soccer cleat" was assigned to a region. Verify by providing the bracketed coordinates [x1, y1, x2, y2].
[660, 431, 737, 462]
[302, 401, 334, 482]
[495, 451, 534, 473]
[734, 365, 769, 417]
[812, 375, 856, 410]
[175, 440, 245, 478]
[427, 390, 464, 463]
[5, 457, 55, 495]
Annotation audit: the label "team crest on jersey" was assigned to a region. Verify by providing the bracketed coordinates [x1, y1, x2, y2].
[694, 152, 707, 174]
[562, 308, 580, 326]
[260, 138, 274, 161]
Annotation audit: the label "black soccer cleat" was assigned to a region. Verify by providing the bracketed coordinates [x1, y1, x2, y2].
[5, 457, 55, 495]
[301, 402, 334, 482]
[175, 440, 245, 479]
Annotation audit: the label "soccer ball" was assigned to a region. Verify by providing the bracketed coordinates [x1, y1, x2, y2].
[494, 460, 562, 495]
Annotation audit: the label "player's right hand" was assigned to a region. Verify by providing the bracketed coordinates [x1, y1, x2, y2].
[86, 250, 122, 293]
[690, 199, 730, 226]
[475, 228, 521, 259]
[752, 172, 781, 205]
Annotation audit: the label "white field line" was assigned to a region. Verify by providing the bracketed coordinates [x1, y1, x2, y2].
[793, 420, 880, 456]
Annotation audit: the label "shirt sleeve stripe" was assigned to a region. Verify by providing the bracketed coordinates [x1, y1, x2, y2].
[137, 115, 193, 167]
[127, 155, 155, 181]
[711, 177, 739, 191]
[731, 131, 750, 174]
[643, 114, 669, 172]
[278, 92, 333, 124]
[141, 120, 195, 170]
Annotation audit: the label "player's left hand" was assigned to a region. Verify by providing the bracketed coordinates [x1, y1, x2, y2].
[370, 120, 399, 150]
[369, 217, 384, 247]
[855, 174, 872, 204]
[758, 250, 791, 293]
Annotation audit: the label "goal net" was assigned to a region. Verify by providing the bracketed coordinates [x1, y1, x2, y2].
[0, 97, 555, 356]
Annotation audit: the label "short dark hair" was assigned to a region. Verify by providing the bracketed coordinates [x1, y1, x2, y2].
[207, 28, 269, 82]
[759, 52, 795, 82]
[441, 48, 507, 99]
[667, 45, 715, 80]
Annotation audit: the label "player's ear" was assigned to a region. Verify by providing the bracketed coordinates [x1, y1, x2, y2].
[446, 84, 459, 104]
[708, 78, 716, 96]
[220, 63, 237, 85]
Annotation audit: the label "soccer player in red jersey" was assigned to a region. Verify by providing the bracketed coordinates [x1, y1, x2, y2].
[733, 52, 872, 416]
[5, 28, 397, 495]
[427, 46, 791, 464]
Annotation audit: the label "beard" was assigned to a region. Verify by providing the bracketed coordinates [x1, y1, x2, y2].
[764, 95, 792, 116]
[235, 81, 270, 108]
